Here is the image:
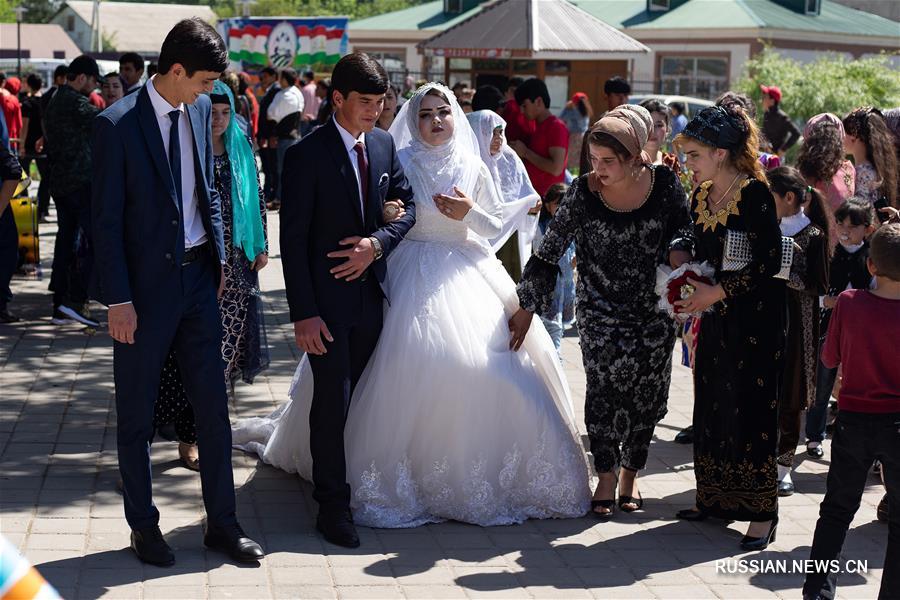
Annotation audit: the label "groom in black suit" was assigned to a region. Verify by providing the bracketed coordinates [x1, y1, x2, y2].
[280, 53, 415, 547]
[91, 19, 263, 565]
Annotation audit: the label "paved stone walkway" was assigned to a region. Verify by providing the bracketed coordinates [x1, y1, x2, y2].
[0, 208, 887, 599]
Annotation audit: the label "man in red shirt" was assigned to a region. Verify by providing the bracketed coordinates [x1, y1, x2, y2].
[509, 78, 568, 198]
[501, 77, 535, 145]
[803, 222, 900, 600]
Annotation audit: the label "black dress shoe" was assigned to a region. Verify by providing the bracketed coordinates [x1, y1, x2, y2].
[778, 480, 795, 497]
[740, 517, 778, 551]
[204, 523, 265, 563]
[131, 526, 175, 566]
[674, 426, 694, 444]
[317, 510, 360, 548]
[806, 444, 825, 459]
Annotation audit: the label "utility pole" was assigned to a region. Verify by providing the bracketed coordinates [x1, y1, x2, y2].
[14, 5, 28, 78]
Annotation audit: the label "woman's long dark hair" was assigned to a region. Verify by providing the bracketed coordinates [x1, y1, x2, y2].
[843, 107, 899, 208]
[769, 166, 835, 256]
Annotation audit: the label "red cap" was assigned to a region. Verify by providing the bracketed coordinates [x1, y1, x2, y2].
[760, 85, 782, 103]
[571, 92, 587, 104]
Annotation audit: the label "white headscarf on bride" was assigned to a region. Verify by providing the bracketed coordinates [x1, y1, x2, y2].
[467, 110, 540, 256]
[388, 82, 485, 198]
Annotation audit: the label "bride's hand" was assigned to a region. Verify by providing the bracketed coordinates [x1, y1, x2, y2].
[433, 186, 473, 221]
[383, 199, 406, 223]
[508, 308, 534, 352]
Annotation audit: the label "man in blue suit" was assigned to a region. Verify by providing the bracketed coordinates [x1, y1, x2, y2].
[91, 19, 264, 566]
[280, 53, 415, 548]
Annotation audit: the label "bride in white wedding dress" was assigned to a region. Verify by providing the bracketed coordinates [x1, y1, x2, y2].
[233, 83, 590, 528]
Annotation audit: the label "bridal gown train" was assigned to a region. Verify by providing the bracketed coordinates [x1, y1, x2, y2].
[233, 133, 590, 530]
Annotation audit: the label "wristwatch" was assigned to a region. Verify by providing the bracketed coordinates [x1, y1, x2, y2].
[368, 236, 383, 260]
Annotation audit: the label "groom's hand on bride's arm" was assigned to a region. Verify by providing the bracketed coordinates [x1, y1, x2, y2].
[294, 317, 334, 355]
[327, 237, 376, 281]
[508, 308, 534, 352]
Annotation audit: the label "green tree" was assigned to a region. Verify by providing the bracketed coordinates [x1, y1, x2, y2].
[215, 0, 430, 19]
[736, 46, 900, 125]
[0, 0, 16, 21]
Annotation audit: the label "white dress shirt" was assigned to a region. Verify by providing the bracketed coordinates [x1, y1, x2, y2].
[267, 85, 305, 125]
[333, 116, 367, 217]
[146, 77, 207, 249]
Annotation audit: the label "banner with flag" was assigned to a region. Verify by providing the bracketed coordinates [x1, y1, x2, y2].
[220, 17, 349, 70]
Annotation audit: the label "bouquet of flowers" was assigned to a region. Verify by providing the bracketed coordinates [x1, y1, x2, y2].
[655, 262, 716, 322]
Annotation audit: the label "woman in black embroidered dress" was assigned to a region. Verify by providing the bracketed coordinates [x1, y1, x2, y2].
[672, 106, 785, 550]
[511, 105, 693, 518]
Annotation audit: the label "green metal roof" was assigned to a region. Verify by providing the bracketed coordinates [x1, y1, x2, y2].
[571, 0, 900, 37]
[352, 0, 900, 38]
[351, 0, 484, 30]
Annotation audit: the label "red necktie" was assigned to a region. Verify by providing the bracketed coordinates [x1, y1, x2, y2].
[353, 142, 368, 218]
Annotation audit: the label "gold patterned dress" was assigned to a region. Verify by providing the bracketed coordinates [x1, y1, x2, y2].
[691, 177, 786, 522]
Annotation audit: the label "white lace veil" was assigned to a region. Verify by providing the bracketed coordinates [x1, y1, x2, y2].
[388, 82, 483, 197]
[467, 110, 535, 204]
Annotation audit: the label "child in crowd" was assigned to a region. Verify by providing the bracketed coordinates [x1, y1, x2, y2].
[803, 222, 900, 600]
[532, 182, 575, 356]
[768, 166, 833, 497]
[805, 199, 877, 457]
[843, 107, 898, 212]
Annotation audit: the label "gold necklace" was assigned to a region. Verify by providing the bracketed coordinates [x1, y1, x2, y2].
[695, 176, 749, 232]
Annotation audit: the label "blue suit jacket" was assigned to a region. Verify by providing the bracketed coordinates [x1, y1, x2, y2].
[90, 86, 226, 307]
[280, 118, 416, 324]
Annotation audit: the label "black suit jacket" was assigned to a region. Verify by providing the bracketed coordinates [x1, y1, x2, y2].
[280, 118, 415, 324]
[90, 86, 225, 307]
[257, 84, 280, 141]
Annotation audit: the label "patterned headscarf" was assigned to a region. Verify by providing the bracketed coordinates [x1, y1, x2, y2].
[210, 80, 265, 263]
[682, 106, 744, 150]
[590, 104, 653, 158]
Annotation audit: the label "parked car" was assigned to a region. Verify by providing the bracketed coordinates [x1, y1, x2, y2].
[628, 94, 714, 119]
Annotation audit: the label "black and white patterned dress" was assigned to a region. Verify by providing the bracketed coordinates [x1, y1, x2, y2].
[517, 165, 692, 473]
[153, 152, 269, 444]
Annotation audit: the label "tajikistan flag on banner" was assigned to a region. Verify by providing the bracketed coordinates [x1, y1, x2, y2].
[295, 25, 345, 67]
[228, 24, 270, 66]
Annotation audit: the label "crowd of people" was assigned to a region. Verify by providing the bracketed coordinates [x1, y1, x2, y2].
[0, 20, 898, 600]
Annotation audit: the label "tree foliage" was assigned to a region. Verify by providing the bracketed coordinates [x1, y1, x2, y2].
[735, 46, 900, 124]
[215, 0, 430, 19]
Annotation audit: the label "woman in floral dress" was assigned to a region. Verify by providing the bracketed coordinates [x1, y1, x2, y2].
[512, 105, 693, 517]
[154, 81, 269, 469]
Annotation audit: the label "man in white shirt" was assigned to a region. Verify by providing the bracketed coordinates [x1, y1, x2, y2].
[300, 70, 321, 137]
[267, 68, 304, 201]
[91, 18, 264, 568]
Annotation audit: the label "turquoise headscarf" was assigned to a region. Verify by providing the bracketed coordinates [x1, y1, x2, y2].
[211, 80, 266, 263]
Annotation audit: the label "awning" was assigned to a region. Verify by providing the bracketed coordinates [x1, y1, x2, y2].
[420, 0, 649, 61]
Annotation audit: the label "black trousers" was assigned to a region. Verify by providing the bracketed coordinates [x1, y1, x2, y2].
[49, 184, 91, 307]
[114, 253, 237, 530]
[307, 278, 383, 513]
[803, 410, 900, 600]
[259, 147, 278, 202]
[0, 205, 17, 311]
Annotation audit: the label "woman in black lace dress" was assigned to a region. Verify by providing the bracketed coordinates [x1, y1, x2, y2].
[673, 106, 785, 550]
[512, 105, 693, 517]
[154, 82, 269, 469]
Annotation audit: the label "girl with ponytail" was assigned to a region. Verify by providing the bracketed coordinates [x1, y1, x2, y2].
[767, 166, 833, 496]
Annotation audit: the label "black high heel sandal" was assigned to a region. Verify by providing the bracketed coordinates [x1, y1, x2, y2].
[676, 508, 708, 521]
[740, 517, 778, 551]
[618, 493, 643, 512]
[591, 499, 615, 520]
